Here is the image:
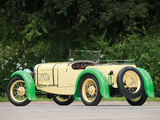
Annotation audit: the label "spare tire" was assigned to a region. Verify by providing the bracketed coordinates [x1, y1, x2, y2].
[117, 66, 144, 99]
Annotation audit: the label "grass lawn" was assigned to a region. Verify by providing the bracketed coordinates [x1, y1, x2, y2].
[0, 96, 160, 102]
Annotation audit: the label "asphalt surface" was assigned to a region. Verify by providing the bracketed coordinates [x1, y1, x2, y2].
[0, 101, 160, 120]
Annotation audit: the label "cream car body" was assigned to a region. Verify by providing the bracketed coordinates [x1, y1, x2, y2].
[34, 62, 136, 95]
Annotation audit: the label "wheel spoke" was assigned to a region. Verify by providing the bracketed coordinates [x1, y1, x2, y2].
[14, 84, 19, 90]
[15, 93, 19, 98]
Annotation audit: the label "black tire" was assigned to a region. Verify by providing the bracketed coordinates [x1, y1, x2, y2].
[80, 75, 102, 106]
[117, 67, 144, 99]
[53, 95, 74, 105]
[7, 77, 31, 106]
[126, 91, 148, 106]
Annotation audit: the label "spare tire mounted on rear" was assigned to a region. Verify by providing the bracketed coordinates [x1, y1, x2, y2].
[117, 66, 144, 99]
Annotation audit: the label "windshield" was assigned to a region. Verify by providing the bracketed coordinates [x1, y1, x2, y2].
[69, 50, 100, 63]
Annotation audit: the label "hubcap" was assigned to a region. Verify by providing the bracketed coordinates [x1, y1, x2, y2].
[123, 71, 141, 93]
[126, 78, 137, 87]
[87, 86, 96, 96]
[17, 87, 25, 96]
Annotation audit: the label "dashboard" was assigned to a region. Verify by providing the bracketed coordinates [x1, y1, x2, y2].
[71, 62, 94, 69]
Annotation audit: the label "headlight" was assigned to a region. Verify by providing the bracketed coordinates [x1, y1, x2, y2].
[34, 64, 40, 73]
[24, 68, 33, 76]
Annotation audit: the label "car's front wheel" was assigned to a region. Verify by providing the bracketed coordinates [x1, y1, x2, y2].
[80, 75, 102, 106]
[7, 77, 31, 106]
[53, 95, 74, 105]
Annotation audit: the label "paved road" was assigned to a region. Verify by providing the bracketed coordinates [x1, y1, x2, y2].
[0, 101, 160, 120]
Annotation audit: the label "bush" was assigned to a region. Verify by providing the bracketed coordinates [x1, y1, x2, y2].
[99, 33, 160, 96]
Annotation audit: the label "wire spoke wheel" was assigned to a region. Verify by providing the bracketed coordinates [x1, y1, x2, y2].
[126, 91, 148, 106]
[10, 80, 27, 102]
[80, 75, 102, 106]
[7, 77, 31, 106]
[53, 95, 74, 105]
[55, 95, 72, 102]
[117, 67, 144, 99]
[130, 95, 142, 102]
[82, 78, 97, 102]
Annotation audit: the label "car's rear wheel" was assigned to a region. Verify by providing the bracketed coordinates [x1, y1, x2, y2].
[80, 75, 102, 106]
[126, 91, 148, 106]
[53, 95, 74, 105]
[117, 67, 144, 99]
[7, 77, 31, 106]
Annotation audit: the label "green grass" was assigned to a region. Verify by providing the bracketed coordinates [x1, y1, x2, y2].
[102, 97, 160, 101]
[0, 96, 9, 102]
[36, 97, 53, 101]
[1, 96, 160, 102]
[0, 96, 53, 102]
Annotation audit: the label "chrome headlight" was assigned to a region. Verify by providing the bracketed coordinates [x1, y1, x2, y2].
[24, 68, 33, 76]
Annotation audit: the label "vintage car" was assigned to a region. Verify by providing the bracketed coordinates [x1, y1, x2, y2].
[7, 50, 155, 106]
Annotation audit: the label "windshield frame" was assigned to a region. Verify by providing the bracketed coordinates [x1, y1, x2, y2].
[68, 50, 101, 65]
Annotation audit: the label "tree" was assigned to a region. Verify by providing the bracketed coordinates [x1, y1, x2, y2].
[0, 0, 160, 96]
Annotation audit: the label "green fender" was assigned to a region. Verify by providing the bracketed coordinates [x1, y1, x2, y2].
[11, 70, 37, 100]
[74, 68, 110, 100]
[137, 67, 155, 97]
